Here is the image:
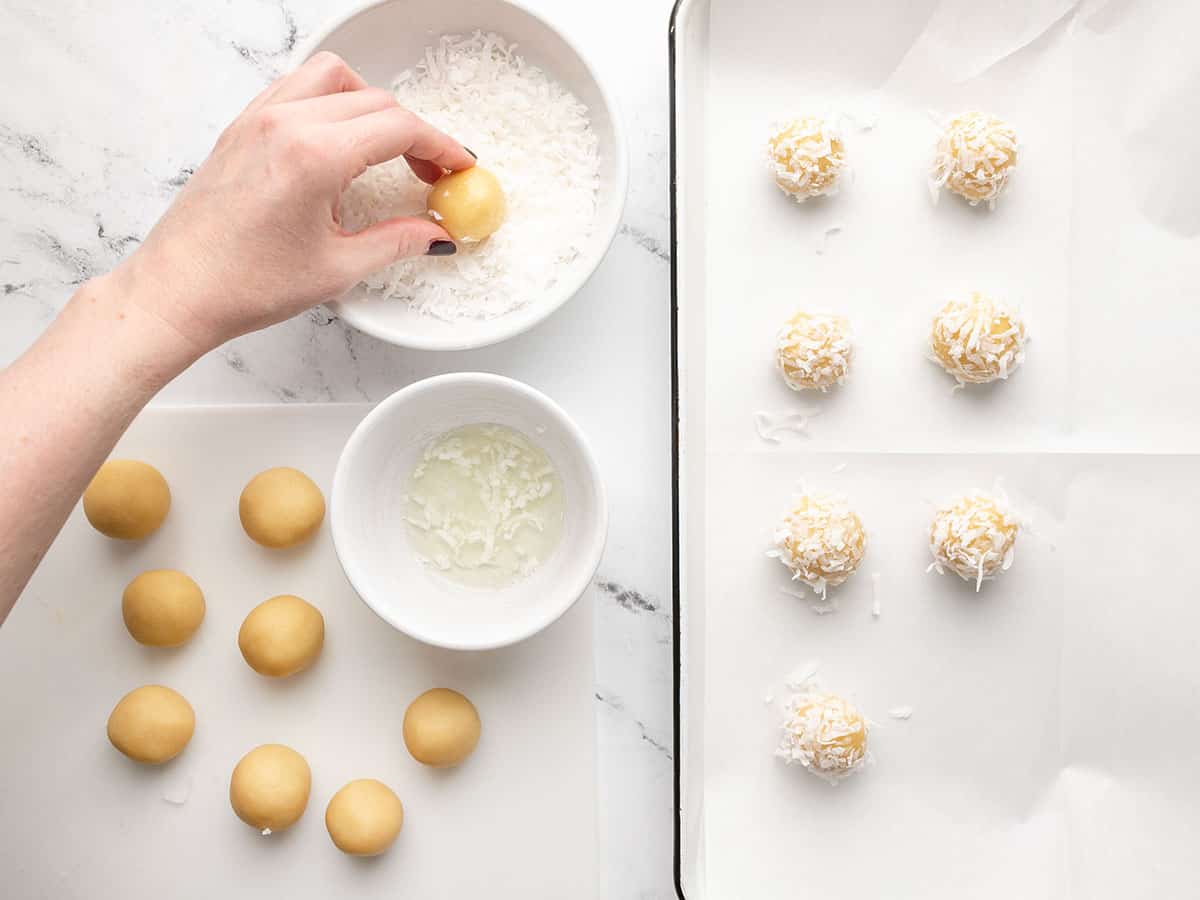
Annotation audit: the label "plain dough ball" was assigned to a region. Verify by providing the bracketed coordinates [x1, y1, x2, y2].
[238, 594, 325, 677]
[325, 779, 404, 856]
[122, 570, 205, 647]
[83, 459, 170, 540]
[107, 685, 195, 764]
[427, 166, 507, 243]
[403, 688, 481, 768]
[230, 744, 311, 834]
[238, 467, 325, 549]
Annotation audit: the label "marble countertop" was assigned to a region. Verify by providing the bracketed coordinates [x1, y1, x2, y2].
[2, 0, 676, 896]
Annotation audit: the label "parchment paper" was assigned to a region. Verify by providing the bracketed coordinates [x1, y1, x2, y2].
[0, 406, 597, 899]
[676, 0, 1200, 895]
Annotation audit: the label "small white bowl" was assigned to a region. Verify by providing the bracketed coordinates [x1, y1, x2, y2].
[331, 373, 607, 650]
[297, 0, 628, 351]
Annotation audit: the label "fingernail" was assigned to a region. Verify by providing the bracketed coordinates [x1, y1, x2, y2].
[426, 240, 457, 256]
[464, 146, 477, 159]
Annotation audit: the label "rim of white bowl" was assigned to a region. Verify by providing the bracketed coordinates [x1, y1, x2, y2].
[330, 373, 609, 650]
[294, 0, 630, 352]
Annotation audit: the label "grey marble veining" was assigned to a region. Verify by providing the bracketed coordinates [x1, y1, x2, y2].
[2, 0, 677, 896]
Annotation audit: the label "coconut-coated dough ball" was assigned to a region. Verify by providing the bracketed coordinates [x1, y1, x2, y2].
[239, 467, 325, 549]
[122, 570, 205, 647]
[83, 459, 170, 540]
[776, 311, 852, 391]
[238, 594, 324, 677]
[325, 779, 405, 856]
[230, 744, 312, 834]
[767, 116, 847, 201]
[776, 692, 869, 784]
[930, 110, 1018, 207]
[427, 166, 507, 243]
[929, 490, 1018, 590]
[403, 688, 482, 768]
[929, 291, 1028, 385]
[770, 492, 866, 599]
[107, 685, 195, 764]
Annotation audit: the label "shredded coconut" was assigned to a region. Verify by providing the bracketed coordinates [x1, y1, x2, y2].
[784, 659, 822, 691]
[160, 774, 192, 806]
[403, 423, 564, 586]
[888, 705, 914, 720]
[754, 408, 820, 443]
[814, 224, 843, 255]
[339, 32, 601, 320]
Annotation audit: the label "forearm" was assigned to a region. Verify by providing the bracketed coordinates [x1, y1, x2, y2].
[0, 270, 198, 619]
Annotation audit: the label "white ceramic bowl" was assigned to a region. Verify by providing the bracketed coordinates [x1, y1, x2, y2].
[297, 0, 628, 351]
[331, 374, 607, 650]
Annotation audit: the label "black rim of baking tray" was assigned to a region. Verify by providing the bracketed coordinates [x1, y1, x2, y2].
[668, 0, 686, 897]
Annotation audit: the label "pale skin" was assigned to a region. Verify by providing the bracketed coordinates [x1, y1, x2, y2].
[0, 52, 475, 622]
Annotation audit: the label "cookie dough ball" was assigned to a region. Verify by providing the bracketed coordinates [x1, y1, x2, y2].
[403, 688, 482, 768]
[238, 594, 324, 678]
[767, 116, 847, 202]
[239, 467, 325, 549]
[770, 492, 866, 599]
[83, 459, 170, 540]
[931, 111, 1018, 207]
[325, 779, 405, 856]
[427, 166, 507, 243]
[776, 311, 852, 392]
[929, 291, 1028, 385]
[929, 490, 1018, 590]
[230, 744, 312, 834]
[777, 692, 869, 784]
[122, 570, 205, 647]
[107, 685, 195, 764]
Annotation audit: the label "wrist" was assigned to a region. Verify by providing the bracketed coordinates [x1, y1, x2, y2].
[67, 271, 202, 397]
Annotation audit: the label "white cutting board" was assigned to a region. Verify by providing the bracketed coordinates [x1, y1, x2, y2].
[0, 404, 597, 899]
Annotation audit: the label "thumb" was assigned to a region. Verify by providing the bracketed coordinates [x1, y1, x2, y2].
[338, 216, 456, 278]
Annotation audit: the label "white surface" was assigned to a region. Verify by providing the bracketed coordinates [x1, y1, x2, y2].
[0, 405, 598, 898]
[2, 1, 675, 897]
[305, 0, 628, 351]
[674, 0, 1200, 896]
[332, 373, 607, 650]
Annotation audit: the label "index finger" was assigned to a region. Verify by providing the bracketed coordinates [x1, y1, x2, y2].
[247, 51, 368, 114]
[334, 106, 476, 174]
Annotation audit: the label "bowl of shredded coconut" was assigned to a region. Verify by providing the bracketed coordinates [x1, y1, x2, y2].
[298, 0, 627, 350]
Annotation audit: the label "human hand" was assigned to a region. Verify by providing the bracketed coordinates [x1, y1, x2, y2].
[110, 51, 474, 355]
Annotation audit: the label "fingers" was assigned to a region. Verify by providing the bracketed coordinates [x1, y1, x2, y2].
[336, 106, 476, 172]
[337, 216, 457, 277]
[404, 154, 447, 185]
[277, 86, 398, 123]
[266, 51, 368, 107]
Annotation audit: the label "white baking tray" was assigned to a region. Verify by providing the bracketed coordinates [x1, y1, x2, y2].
[0, 405, 597, 899]
[670, 1, 1200, 897]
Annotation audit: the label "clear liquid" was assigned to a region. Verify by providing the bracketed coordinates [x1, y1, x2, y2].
[402, 423, 565, 589]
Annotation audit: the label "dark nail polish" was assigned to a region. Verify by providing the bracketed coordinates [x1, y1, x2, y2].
[464, 146, 477, 159]
[427, 240, 457, 256]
